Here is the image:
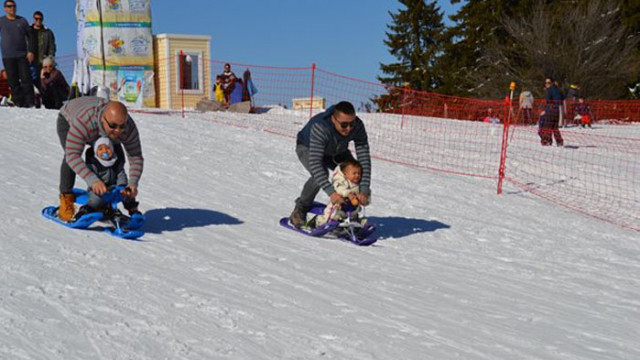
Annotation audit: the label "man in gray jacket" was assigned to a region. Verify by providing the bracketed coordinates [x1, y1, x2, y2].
[0, 0, 34, 107]
[290, 101, 372, 227]
[57, 97, 144, 221]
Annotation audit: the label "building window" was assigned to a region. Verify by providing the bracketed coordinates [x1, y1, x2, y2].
[176, 51, 203, 94]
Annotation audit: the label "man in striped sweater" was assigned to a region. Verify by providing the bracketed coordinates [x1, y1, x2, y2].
[290, 101, 371, 228]
[56, 96, 144, 221]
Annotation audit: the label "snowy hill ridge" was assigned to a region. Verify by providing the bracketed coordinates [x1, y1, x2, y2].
[1, 107, 639, 360]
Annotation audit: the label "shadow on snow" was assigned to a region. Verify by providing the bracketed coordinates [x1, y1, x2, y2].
[367, 216, 450, 240]
[142, 207, 243, 234]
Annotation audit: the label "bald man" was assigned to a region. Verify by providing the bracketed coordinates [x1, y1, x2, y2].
[56, 96, 144, 221]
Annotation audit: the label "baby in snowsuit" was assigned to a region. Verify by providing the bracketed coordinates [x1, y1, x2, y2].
[73, 137, 139, 220]
[314, 159, 363, 227]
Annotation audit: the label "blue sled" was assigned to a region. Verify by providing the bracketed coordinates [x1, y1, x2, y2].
[42, 206, 103, 229]
[42, 187, 145, 240]
[280, 201, 377, 246]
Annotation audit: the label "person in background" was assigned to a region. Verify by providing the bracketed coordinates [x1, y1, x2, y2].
[482, 108, 501, 124]
[0, 68, 12, 105]
[29, 10, 56, 93]
[519, 85, 534, 124]
[565, 83, 579, 126]
[213, 75, 224, 104]
[219, 63, 236, 104]
[40, 55, 69, 109]
[228, 75, 243, 105]
[0, 0, 35, 107]
[539, 77, 564, 146]
[574, 97, 593, 128]
[553, 80, 566, 127]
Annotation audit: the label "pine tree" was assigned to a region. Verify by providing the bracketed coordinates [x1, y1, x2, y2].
[437, 0, 538, 97]
[378, 0, 445, 91]
[470, 0, 639, 99]
[621, 0, 640, 97]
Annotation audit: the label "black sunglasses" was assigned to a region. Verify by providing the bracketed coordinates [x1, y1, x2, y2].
[338, 121, 355, 129]
[5, 4, 15, 8]
[103, 116, 126, 130]
[333, 116, 355, 129]
[34, 17, 43, 21]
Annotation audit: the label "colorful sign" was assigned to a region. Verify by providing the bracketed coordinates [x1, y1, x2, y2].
[84, 0, 151, 23]
[117, 70, 144, 107]
[76, 0, 155, 107]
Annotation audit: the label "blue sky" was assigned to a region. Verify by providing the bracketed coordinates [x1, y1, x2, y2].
[4, 0, 462, 83]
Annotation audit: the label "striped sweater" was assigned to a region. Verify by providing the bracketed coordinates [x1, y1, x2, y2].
[60, 97, 144, 187]
[297, 106, 371, 196]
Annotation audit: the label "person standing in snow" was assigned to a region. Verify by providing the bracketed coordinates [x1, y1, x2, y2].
[219, 63, 236, 104]
[564, 83, 579, 126]
[213, 75, 224, 104]
[539, 77, 564, 146]
[519, 85, 534, 124]
[289, 101, 371, 228]
[56, 97, 144, 222]
[0, 0, 35, 107]
[29, 10, 55, 93]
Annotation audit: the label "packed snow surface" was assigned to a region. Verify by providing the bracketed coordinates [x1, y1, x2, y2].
[0, 107, 638, 360]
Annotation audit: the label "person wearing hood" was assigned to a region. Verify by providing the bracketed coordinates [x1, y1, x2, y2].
[56, 97, 144, 222]
[73, 137, 140, 220]
[289, 101, 372, 228]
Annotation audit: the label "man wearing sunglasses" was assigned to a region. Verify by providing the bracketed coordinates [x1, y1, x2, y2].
[56, 96, 144, 222]
[0, 0, 35, 107]
[29, 10, 56, 93]
[289, 101, 372, 228]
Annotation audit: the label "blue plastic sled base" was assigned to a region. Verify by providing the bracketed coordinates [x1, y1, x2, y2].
[42, 206, 144, 240]
[42, 206, 103, 229]
[279, 217, 377, 246]
[42, 187, 146, 240]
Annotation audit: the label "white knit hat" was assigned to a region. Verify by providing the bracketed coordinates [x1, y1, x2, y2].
[93, 137, 117, 167]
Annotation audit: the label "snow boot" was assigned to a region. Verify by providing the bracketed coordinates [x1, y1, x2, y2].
[58, 193, 76, 222]
[289, 205, 307, 228]
[72, 205, 94, 222]
[124, 200, 141, 216]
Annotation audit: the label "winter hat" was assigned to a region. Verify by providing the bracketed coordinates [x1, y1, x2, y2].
[42, 56, 54, 67]
[93, 136, 117, 167]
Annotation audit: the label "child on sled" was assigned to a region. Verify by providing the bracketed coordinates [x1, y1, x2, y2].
[312, 159, 365, 228]
[73, 137, 140, 221]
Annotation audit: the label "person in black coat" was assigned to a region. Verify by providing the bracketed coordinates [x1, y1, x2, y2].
[539, 77, 564, 146]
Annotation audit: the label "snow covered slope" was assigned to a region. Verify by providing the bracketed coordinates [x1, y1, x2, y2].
[0, 107, 638, 359]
